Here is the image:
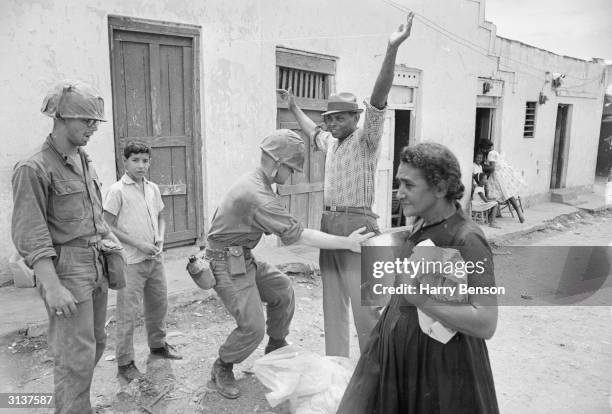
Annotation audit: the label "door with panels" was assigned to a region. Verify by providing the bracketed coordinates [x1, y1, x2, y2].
[109, 16, 204, 246]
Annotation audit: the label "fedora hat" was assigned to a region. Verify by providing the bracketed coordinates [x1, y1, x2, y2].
[322, 92, 363, 117]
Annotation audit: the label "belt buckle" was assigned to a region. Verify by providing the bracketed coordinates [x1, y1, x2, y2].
[329, 206, 337, 212]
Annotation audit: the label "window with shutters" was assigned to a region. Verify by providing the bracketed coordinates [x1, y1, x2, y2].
[277, 66, 329, 99]
[523, 101, 537, 138]
[275, 47, 336, 110]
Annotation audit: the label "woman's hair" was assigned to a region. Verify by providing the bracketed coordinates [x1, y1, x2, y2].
[123, 140, 150, 159]
[400, 142, 465, 201]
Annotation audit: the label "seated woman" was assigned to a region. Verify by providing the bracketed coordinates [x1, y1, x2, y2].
[337, 142, 499, 414]
[472, 171, 501, 229]
[478, 139, 526, 223]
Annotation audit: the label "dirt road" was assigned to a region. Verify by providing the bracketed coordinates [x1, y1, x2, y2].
[0, 211, 611, 413]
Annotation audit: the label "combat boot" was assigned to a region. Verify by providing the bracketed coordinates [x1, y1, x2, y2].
[211, 358, 240, 399]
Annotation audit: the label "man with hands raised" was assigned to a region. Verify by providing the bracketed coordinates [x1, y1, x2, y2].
[277, 13, 415, 357]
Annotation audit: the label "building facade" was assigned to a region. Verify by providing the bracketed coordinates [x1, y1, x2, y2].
[0, 0, 607, 281]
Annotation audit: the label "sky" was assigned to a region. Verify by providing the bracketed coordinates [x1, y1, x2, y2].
[485, 0, 612, 61]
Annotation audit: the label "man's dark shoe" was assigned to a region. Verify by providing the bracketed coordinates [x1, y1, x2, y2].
[264, 337, 289, 354]
[117, 361, 143, 383]
[211, 358, 240, 399]
[150, 342, 183, 360]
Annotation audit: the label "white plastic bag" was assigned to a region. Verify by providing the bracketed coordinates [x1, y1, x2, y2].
[253, 345, 355, 414]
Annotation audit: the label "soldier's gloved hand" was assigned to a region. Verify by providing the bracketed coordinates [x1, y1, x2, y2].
[347, 226, 376, 253]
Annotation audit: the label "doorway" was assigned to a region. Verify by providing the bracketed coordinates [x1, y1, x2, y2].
[391, 110, 411, 227]
[474, 107, 494, 155]
[550, 104, 571, 189]
[595, 93, 612, 178]
[108, 16, 204, 246]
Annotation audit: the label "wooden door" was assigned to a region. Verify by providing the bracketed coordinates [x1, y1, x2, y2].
[109, 17, 204, 246]
[551, 104, 570, 189]
[276, 105, 326, 230]
[275, 48, 336, 232]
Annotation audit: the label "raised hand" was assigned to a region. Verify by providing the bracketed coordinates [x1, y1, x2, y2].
[276, 87, 296, 109]
[389, 11, 415, 48]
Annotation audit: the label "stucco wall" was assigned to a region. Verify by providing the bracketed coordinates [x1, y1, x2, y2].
[494, 39, 605, 195]
[0, 0, 606, 278]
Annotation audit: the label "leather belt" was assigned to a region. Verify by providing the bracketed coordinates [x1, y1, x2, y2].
[324, 206, 377, 217]
[205, 247, 253, 261]
[57, 235, 103, 249]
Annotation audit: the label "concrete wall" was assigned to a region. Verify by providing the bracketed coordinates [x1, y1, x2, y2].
[493, 38, 605, 197]
[0, 0, 606, 279]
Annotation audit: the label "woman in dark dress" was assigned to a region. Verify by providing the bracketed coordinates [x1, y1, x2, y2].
[337, 142, 499, 414]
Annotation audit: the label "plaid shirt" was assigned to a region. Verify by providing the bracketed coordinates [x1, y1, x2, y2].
[313, 100, 386, 207]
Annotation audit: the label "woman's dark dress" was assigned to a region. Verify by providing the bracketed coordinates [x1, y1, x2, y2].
[337, 207, 500, 414]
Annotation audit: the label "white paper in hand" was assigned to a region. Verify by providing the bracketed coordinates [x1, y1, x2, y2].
[416, 309, 457, 344]
[414, 239, 458, 344]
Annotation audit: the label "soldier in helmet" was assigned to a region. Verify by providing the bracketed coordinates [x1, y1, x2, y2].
[11, 80, 120, 414]
[206, 129, 374, 399]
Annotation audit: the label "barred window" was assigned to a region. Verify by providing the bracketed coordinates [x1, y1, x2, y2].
[523, 101, 537, 138]
[277, 66, 329, 99]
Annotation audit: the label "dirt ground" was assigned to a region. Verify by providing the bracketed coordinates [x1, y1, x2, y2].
[1, 211, 611, 413]
[0, 269, 336, 414]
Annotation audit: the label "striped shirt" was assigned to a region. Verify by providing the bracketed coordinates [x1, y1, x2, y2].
[104, 174, 164, 264]
[313, 100, 386, 207]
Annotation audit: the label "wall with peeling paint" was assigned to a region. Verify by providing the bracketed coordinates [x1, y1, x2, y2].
[0, 0, 606, 282]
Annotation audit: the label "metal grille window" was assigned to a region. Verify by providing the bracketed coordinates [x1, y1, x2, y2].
[523, 101, 537, 138]
[277, 67, 328, 99]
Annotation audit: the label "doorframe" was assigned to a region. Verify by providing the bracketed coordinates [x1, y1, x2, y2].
[107, 15, 207, 244]
[384, 66, 421, 229]
[550, 103, 572, 189]
[275, 46, 337, 238]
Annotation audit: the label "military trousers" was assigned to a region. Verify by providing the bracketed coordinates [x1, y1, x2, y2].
[46, 244, 108, 414]
[211, 257, 294, 364]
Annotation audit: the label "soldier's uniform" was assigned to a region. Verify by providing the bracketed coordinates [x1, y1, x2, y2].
[206, 129, 305, 399]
